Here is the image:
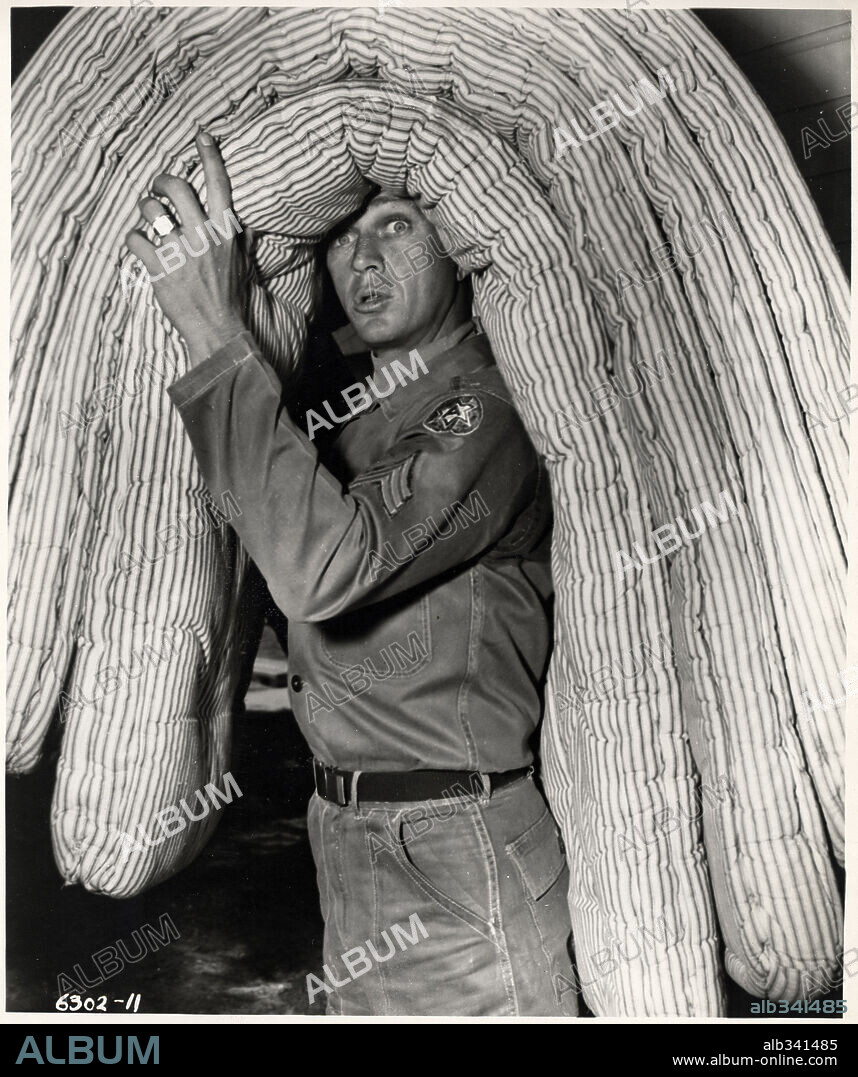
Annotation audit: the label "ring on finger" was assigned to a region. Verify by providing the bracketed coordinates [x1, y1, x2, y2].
[152, 213, 177, 237]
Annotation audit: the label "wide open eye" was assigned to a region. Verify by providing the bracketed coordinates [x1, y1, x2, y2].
[383, 218, 410, 236]
[331, 230, 356, 249]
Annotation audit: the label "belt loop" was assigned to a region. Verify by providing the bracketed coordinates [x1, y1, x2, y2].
[478, 772, 492, 802]
[313, 758, 324, 801]
[350, 769, 363, 814]
[340, 773, 349, 806]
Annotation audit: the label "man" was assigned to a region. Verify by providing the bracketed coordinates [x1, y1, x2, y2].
[126, 130, 578, 1016]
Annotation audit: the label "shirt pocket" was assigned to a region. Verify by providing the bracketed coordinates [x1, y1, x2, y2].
[319, 589, 433, 677]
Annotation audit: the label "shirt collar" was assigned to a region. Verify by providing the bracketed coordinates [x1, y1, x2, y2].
[369, 320, 476, 372]
[332, 320, 494, 426]
[377, 323, 495, 419]
[332, 318, 480, 360]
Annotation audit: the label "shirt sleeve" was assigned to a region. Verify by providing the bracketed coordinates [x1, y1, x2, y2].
[167, 331, 541, 622]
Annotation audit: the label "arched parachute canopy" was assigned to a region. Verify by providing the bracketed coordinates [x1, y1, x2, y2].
[9, 6, 845, 1016]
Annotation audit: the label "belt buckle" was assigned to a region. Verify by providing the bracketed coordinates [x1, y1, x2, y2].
[314, 760, 348, 806]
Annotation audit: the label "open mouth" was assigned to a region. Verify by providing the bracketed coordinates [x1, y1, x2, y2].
[352, 288, 392, 314]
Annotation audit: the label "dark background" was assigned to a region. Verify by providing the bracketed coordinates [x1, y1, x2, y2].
[10, 6, 69, 79]
[7, 7, 849, 1017]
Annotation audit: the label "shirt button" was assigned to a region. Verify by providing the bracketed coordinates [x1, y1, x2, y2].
[290, 675, 303, 693]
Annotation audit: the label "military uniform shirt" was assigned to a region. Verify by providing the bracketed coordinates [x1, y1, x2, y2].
[167, 324, 553, 772]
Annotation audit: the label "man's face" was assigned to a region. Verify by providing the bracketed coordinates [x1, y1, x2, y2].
[325, 193, 459, 352]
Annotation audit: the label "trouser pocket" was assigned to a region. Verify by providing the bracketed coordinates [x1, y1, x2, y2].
[505, 806, 577, 1013]
[386, 803, 498, 945]
[505, 807, 566, 900]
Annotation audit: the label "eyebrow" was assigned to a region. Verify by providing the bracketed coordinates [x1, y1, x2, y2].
[339, 205, 416, 233]
[374, 207, 418, 222]
[325, 199, 423, 246]
[367, 199, 420, 217]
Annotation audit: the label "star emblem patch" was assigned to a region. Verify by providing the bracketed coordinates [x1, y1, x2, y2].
[422, 394, 483, 437]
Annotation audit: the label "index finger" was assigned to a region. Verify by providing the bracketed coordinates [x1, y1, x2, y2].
[196, 130, 234, 221]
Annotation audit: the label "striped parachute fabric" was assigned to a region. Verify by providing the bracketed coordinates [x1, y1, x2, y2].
[9, 7, 845, 1015]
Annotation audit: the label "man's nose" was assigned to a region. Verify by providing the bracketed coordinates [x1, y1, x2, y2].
[351, 235, 382, 273]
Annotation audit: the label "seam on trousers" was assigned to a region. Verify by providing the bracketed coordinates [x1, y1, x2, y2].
[525, 871, 571, 1011]
[365, 819, 392, 1016]
[327, 800, 349, 1014]
[314, 798, 341, 1015]
[473, 798, 520, 1016]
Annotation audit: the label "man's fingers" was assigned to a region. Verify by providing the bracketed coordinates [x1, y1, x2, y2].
[138, 197, 174, 227]
[196, 130, 234, 221]
[150, 173, 205, 230]
[125, 229, 163, 276]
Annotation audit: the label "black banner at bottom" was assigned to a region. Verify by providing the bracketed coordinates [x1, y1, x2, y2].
[1, 1019, 854, 1068]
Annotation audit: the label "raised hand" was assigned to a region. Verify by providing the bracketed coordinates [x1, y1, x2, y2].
[125, 130, 253, 365]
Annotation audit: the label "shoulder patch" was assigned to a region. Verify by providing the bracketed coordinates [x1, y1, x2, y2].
[349, 453, 417, 518]
[422, 394, 483, 436]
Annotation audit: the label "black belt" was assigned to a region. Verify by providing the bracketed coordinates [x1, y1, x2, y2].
[312, 758, 532, 807]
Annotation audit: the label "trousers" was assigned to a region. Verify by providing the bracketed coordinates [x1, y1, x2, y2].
[306, 772, 579, 1016]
